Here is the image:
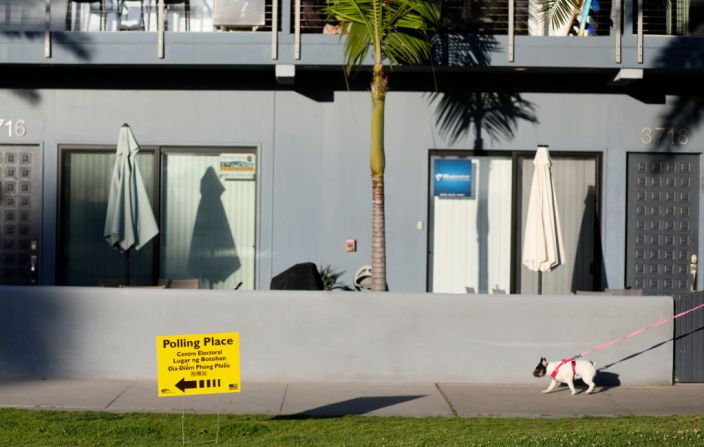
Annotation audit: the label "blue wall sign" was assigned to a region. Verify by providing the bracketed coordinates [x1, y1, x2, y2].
[433, 159, 472, 198]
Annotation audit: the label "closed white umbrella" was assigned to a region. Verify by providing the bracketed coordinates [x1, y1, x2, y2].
[522, 146, 565, 292]
[104, 124, 159, 284]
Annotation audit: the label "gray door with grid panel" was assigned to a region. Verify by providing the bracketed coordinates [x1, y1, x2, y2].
[0, 145, 40, 285]
[626, 153, 699, 295]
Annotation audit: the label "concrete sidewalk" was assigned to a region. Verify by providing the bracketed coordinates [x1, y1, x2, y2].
[1, 379, 704, 418]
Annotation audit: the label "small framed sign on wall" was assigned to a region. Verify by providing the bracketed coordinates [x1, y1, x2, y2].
[433, 159, 472, 198]
[219, 153, 256, 180]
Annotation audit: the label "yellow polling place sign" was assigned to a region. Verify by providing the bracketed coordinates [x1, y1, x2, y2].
[156, 332, 240, 397]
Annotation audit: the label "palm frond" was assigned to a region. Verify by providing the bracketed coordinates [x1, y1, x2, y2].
[383, 32, 431, 65]
[325, 0, 439, 69]
[344, 22, 374, 69]
[540, 0, 583, 30]
[391, 0, 440, 30]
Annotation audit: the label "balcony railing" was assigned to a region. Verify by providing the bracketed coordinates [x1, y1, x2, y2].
[1, 0, 703, 65]
[294, 0, 332, 33]
[0, 0, 279, 33]
[1, 0, 701, 37]
[441, 0, 530, 34]
[637, 0, 704, 36]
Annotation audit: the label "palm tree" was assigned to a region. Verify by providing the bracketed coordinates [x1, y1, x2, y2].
[325, 0, 439, 291]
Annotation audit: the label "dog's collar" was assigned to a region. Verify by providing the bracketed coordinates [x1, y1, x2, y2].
[550, 358, 576, 379]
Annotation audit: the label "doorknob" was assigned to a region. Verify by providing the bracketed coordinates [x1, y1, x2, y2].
[690, 254, 698, 292]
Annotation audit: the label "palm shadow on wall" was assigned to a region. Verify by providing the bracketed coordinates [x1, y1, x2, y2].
[2, 0, 93, 105]
[656, 95, 704, 152]
[430, 91, 539, 151]
[428, 31, 539, 292]
[187, 167, 240, 289]
[429, 91, 537, 293]
[429, 30, 538, 149]
[653, 8, 704, 151]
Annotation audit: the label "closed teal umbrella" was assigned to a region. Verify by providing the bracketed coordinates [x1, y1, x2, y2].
[104, 124, 159, 284]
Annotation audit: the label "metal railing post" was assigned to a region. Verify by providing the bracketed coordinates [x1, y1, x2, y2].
[44, 0, 51, 58]
[272, 0, 279, 59]
[637, 0, 643, 63]
[615, 0, 621, 63]
[508, 0, 514, 62]
[294, 0, 301, 60]
[158, 0, 165, 59]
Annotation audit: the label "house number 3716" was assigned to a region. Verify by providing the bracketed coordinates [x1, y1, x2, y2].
[641, 127, 688, 145]
[0, 119, 27, 137]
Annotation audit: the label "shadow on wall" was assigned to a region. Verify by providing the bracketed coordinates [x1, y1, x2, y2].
[2, 0, 94, 104]
[428, 28, 537, 297]
[9, 89, 41, 105]
[431, 33, 497, 68]
[654, 12, 704, 151]
[656, 95, 704, 152]
[187, 167, 240, 289]
[2, 31, 92, 62]
[428, 32, 536, 149]
[428, 85, 538, 294]
[429, 91, 539, 150]
[0, 289, 64, 378]
[571, 185, 605, 292]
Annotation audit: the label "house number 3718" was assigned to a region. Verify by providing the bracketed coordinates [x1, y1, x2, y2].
[0, 119, 27, 137]
[641, 127, 688, 145]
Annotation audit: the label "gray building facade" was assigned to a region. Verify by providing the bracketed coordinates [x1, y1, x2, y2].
[1, 0, 703, 295]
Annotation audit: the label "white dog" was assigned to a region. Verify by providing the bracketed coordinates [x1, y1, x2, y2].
[533, 357, 597, 395]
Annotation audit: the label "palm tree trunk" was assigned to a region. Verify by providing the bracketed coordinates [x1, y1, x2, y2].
[371, 176, 386, 291]
[371, 64, 387, 291]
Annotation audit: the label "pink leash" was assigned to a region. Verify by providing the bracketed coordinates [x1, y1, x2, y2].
[553, 301, 704, 374]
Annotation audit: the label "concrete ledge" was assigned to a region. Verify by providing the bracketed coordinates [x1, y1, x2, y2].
[0, 287, 673, 384]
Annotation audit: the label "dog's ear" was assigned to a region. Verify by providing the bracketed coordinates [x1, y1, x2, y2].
[541, 357, 547, 366]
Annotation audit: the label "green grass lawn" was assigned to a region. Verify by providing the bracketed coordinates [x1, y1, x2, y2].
[0, 409, 702, 446]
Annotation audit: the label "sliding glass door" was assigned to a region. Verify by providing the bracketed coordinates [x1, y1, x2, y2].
[59, 149, 156, 286]
[429, 151, 601, 294]
[59, 146, 256, 289]
[516, 155, 600, 294]
[160, 150, 256, 290]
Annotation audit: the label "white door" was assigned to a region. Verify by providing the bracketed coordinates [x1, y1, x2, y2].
[429, 155, 513, 293]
